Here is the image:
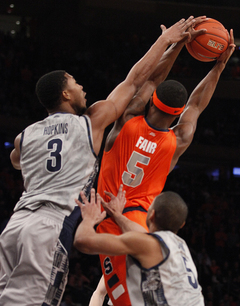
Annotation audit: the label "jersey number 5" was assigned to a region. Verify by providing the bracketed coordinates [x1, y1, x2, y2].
[122, 151, 150, 187]
[182, 256, 198, 289]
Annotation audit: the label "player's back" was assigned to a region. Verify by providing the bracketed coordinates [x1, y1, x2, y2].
[98, 115, 177, 210]
[15, 113, 97, 215]
[127, 231, 204, 306]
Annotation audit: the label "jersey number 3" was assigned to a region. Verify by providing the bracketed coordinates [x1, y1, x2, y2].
[46, 139, 63, 172]
[122, 151, 150, 187]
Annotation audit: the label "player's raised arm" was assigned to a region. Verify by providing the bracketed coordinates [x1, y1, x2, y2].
[170, 29, 235, 171]
[86, 17, 196, 153]
[110, 16, 208, 137]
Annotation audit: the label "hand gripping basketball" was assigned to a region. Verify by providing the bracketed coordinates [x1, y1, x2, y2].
[186, 18, 229, 62]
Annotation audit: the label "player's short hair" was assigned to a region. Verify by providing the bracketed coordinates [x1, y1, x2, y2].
[153, 191, 188, 233]
[155, 80, 188, 109]
[35, 70, 68, 111]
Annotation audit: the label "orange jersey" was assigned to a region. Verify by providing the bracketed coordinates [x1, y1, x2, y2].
[98, 115, 177, 211]
[97, 116, 177, 306]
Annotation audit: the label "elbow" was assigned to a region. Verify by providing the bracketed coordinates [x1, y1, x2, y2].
[73, 236, 84, 252]
[73, 237, 92, 254]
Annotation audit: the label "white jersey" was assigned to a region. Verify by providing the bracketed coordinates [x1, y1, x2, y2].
[14, 113, 98, 215]
[126, 231, 204, 306]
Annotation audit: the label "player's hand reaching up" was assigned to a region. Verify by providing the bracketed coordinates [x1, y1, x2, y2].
[217, 29, 235, 65]
[102, 184, 126, 218]
[186, 16, 208, 43]
[160, 16, 196, 45]
[76, 189, 106, 226]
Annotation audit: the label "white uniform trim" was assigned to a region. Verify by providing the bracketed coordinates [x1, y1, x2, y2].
[126, 231, 204, 306]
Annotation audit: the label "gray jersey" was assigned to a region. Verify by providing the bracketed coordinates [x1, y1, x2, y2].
[14, 113, 98, 215]
[126, 231, 204, 306]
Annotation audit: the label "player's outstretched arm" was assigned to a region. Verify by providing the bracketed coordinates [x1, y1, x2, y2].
[108, 16, 207, 146]
[74, 188, 150, 257]
[170, 29, 235, 171]
[86, 17, 196, 154]
[141, 16, 208, 101]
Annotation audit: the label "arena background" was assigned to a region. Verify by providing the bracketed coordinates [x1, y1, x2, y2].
[0, 1, 240, 305]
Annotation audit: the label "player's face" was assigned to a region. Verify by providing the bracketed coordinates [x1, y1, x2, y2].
[64, 73, 87, 115]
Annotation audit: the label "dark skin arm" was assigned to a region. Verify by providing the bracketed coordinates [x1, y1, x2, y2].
[105, 16, 208, 152]
[170, 29, 235, 172]
[84, 17, 196, 155]
[10, 17, 196, 165]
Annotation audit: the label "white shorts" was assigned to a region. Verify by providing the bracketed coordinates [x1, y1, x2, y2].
[0, 205, 80, 306]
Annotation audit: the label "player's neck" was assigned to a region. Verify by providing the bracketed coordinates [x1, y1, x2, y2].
[146, 113, 171, 130]
[48, 103, 76, 116]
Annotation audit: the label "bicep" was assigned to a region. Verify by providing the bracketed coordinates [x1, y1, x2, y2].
[170, 110, 198, 171]
[87, 80, 137, 130]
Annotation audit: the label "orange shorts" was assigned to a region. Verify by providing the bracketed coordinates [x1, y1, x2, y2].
[96, 209, 148, 306]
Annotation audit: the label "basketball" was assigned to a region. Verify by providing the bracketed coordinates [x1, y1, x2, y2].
[186, 18, 229, 62]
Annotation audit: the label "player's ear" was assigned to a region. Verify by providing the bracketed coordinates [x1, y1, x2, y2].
[62, 90, 70, 100]
[148, 208, 156, 222]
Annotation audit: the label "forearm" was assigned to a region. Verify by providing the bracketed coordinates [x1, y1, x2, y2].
[149, 41, 185, 85]
[128, 35, 171, 89]
[89, 290, 105, 306]
[120, 41, 186, 119]
[113, 213, 148, 233]
[74, 219, 97, 253]
[89, 275, 107, 306]
[188, 61, 225, 112]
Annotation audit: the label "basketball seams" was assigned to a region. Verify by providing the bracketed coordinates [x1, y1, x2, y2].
[195, 41, 219, 56]
[196, 34, 228, 43]
[194, 19, 223, 27]
[185, 18, 229, 62]
[185, 43, 215, 61]
[194, 34, 228, 52]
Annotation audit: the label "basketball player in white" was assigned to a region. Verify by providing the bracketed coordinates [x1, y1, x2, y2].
[74, 186, 205, 306]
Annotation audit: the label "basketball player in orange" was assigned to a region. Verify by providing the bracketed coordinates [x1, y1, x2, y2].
[93, 22, 235, 306]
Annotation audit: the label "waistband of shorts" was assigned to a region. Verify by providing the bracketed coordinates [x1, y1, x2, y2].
[123, 206, 147, 214]
[30, 204, 66, 223]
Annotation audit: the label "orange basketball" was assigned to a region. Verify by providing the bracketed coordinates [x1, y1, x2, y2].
[186, 18, 229, 62]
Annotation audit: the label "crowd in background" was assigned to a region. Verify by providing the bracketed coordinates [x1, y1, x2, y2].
[0, 19, 240, 306]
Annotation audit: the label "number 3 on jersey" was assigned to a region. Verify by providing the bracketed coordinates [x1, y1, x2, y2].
[46, 139, 63, 172]
[122, 151, 150, 187]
